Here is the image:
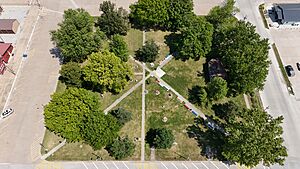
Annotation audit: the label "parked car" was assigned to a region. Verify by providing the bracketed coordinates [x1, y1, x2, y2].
[285, 65, 295, 77]
[1, 108, 14, 119]
[296, 62, 300, 71]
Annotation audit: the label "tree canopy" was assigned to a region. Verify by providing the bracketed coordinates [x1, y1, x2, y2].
[110, 108, 132, 126]
[109, 34, 129, 62]
[44, 87, 101, 141]
[174, 15, 213, 60]
[223, 108, 287, 167]
[51, 8, 106, 63]
[106, 136, 135, 159]
[59, 62, 82, 87]
[98, 1, 130, 37]
[207, 77, 228, 101]
[146, 128, 175, 149]
[135, 40, 159, 62]
[83, 50, 133, 93]
[83, 112, 120, 150]
[206, 0, 239, 28]
[214, 21, 270, 94]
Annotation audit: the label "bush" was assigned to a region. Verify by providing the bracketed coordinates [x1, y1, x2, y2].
[146, 128, 175, 149]
[135, 40, 159, 62]
[106, 136, 135, 159]
[59, 62, 82, 87]
[110, 108, 132, 126]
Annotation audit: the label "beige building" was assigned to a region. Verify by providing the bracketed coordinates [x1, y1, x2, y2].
[0, 19, 20, 34]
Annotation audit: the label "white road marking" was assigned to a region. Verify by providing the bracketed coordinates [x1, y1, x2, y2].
[161, 162, 168, 169]
[102, 162, 109, 169]
[92, 162, 99, 169]
[113, 162, 120, 169]
[122, 161, 130, 169]
[1, 8, 41, 115]
[192, 163, 199, 169]
[171, 163, 179, 169]
[221, 162, 230, 169]
[201, 162, 209, 169]
[182, 162, 188, 169]
[69, 0, 79, 8]
[43, 8, 64, 15]
[210, 161, 220, 169]
[82, 162, 88, 169]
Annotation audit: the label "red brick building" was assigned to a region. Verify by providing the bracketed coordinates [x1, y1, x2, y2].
[0, 43, 13, 74]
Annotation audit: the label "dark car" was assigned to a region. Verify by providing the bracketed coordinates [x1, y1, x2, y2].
[285, 65, 295, 77]
[297, 62, 300, 71]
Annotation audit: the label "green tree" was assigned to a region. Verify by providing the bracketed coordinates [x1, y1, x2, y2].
[166, 0, 194, 31]
[109, 34, 129, 62]
[106, 136, 135, 159]
[110, 108, 132, 126]
[175, 15, 213, 60]
[83, 112, 120, 150]
[146, 128, 175, 149]
[189, 86, 210, 108]
[51, 9, 106, 63]
[207, 77, 228, 101]
[83, 51, 133, 93]
[129, 0, 169, 29]
[206, 0, 239, 28]
[98, 1, 130, 37]
[44, 88, 101, 141]
[59, 62, 82, 87]
[223, 108, 287, 167]
[214, 21, 270, 94]
[135, 40, 159, 62]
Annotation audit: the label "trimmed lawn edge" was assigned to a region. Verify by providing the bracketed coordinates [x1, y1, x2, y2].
[272, 43, 294, 95]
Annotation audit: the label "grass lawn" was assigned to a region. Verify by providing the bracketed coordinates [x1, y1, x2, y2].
[41, 129, 64, 155]
[124, 29, 143, 56]
[145, 78, 205, 160]
[46, 86, 143, 161]
[162, 58, 206, 99]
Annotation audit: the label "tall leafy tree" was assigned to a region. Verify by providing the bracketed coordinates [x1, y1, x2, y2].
[135, 40, 159, 62]
[129, 0, 169, 29]
[83, 112, 120, 150]
[214, 21, 270, 94]
[207, 77, 228, 101]
[44, 88, 101, 141]
[175, 15, 213, 60]
[83, 50, 133, 93]
[98, 1, 130, 37]
[109, 34, 129, 62]
[166, 0, 194, 31]
[223, 108, 287, 167]
[206, 0, 239, 28]
[51, 9, 106, 63]
[110, 108, 132, 126]
[59, 62, 82, 87]
[106, 136, 136, 159]
[146, 128, 175, 149]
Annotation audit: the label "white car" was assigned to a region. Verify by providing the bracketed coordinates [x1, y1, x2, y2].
[1, 108, 14, 119]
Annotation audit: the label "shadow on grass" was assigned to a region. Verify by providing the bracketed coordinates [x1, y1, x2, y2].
[186, 117, 226, 160]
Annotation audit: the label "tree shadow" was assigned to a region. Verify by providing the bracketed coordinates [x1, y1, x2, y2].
[145, 128, 157, 148]
[187, 117, 226, 160]
[49, 47, 63, 64]
[164, 33, 186, 60]
[211, 101, 241, 121]
[188, 85, 203, 104]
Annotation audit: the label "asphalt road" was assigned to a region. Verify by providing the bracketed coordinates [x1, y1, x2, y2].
[236, 0, 300, 168]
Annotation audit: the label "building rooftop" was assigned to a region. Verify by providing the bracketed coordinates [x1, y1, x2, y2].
[0, 19, 17, 30]
[275, 3, 300, 23]
[0, 43, 12, 56]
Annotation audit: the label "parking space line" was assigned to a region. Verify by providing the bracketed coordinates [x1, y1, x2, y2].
[113, 162, 120, 169]
[161, 162, 168, 169]
[171, 163, 179, 169]
[201, 162, 209, 169]
[92, 162, 98, 169]
[82, 162, 88, 169]
[192, 163, 199, 169]
[182, 162, 188, 169]
[122, 161, 130, 169]
[102, 162, 109, 169]
[210, 161, 220, 169]
[221, 162, 229, 169]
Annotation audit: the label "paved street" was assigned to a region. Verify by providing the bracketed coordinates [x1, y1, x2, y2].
[235, 0, 300, 168]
